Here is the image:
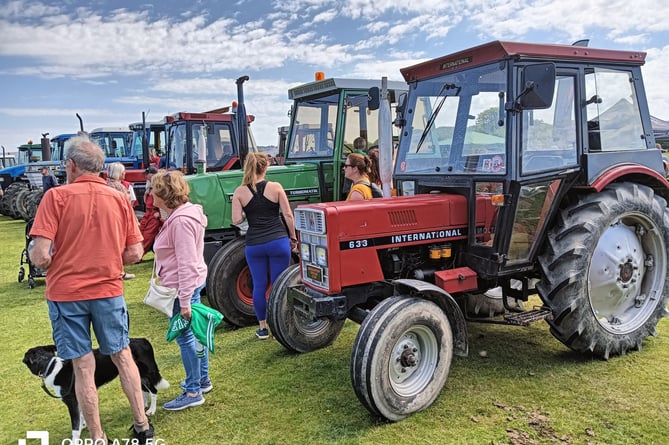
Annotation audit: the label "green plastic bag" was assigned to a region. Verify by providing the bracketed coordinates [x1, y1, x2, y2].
[166, 303, 224, 354]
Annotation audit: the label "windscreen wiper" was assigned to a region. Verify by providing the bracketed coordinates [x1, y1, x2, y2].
[416, 83, 461, 153]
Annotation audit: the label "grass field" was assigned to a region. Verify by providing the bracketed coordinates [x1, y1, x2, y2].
[1, 214, 669, 445]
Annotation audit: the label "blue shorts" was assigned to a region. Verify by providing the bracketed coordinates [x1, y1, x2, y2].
[47, 296, 129, 360]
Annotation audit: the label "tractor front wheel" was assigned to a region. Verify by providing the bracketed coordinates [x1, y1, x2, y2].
[267, 264, 345, 353]
[538, 182, 669, 359]
[350, 297, 453, 421]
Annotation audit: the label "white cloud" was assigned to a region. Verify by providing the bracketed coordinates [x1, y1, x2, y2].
[0, 5, 374, 80]
[0, 0, 61, 19]
[0, 106, 87, 117]
[642, 45, 669, 119]
[313, 9, 338, 23]
[469, 0, 669, 43]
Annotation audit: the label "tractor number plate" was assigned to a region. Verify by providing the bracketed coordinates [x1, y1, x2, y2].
[306, 264, 323, 282]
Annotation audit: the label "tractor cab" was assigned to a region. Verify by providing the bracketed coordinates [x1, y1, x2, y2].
[284, 77, 407, 202]
[90, 127, 133, 158]
[392, 41, 666, 289]
[164, 110, 257, 174]
[128, 120, 166, 169]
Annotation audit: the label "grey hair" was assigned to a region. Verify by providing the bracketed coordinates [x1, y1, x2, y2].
[106, 162, 126, 180]
[65, 136, 105, 173]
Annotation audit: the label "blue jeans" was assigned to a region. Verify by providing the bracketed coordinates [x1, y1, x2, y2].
[245, 237, 291, 322]
[172, 283, 208, 394]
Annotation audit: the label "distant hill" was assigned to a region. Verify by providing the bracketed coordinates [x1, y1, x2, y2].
[258, 145, 278, 156]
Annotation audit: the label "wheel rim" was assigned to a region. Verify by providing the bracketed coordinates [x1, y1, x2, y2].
[589, 213, 666, 334]
[236, 267, 254, 306]
[388, 325, 439, 397]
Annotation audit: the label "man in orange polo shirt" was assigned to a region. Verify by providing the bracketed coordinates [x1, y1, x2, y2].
[29, 136, 154, 444]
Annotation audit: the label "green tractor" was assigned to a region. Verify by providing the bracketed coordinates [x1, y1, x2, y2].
[186, 75, 406, 326]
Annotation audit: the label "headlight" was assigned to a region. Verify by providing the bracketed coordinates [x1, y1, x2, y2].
[300, 242, 310, 262]
[316, 246, 327, 266]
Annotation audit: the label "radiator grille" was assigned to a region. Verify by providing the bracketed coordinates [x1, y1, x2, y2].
[295, 208, 326, 234]
[388, 209, 418, 227]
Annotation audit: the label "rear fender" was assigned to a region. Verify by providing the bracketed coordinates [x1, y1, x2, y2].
[393, 278, 468, 357]
[585, 164, 669, 202]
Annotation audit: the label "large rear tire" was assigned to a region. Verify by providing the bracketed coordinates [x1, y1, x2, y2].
[13, 188, 31, 220]
[4, 182, 28, 218]
[351, 297, 453, 421]
[267, 264, 345, 352]
[25, 190, 43, 221]
[537, 182, 669, 359]
[206, 238, 257, 327]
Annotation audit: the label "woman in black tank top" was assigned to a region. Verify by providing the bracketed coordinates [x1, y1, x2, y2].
[231, 153, 297, 339]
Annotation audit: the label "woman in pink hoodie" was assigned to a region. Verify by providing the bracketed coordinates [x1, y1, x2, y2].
[150, 171, 211, 411]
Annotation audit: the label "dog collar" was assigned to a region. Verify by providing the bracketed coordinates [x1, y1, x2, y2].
[40, 357, 74, 399]
[40, 357, 57, 379]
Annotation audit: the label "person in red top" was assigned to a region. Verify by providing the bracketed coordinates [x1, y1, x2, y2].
[149, 149, 161, 167]
[29, 136, 154, 444]
[139, 166, 163, 257]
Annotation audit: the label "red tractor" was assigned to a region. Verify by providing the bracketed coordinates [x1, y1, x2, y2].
[267, 41, 669, 421]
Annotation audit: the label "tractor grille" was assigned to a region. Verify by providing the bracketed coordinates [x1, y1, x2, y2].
[388, 209, 418, 227]
[295, 208, 326, 234]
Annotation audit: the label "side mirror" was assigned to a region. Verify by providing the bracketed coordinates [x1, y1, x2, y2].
[368, 87, 380, 111]
[393, 92, 407, 127]
[518, 63, 555, 109]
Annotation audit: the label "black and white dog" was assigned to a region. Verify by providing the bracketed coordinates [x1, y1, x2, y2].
[23, 338, 169, 440]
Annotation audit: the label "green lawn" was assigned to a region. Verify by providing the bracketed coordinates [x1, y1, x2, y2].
[2, 214, 669, 445]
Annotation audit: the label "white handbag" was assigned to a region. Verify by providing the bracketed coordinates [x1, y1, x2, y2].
[144, 260, 178, 317]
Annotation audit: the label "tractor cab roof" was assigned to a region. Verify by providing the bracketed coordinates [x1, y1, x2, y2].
[166, 112, 255, 123]
[288, 77, 407, 100]
[401, 40, 647, 83]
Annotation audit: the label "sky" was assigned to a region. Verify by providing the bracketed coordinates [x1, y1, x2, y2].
[1, 0, 669, 153]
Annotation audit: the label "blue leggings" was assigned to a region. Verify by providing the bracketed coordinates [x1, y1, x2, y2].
[245, 237, 291, 322]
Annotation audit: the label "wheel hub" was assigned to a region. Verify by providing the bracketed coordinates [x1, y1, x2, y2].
[399, 347, 417, 367]
[391, 333, 422, 384]
[237, 267, 254, 305]
[589, 218, 664, 334]
[619, 260, 635, 284]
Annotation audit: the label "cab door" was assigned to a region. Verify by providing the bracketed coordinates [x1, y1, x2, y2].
[503, 70, 580, 269]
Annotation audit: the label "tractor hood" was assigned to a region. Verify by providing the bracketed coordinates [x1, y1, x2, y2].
[187, 163, 321, 231]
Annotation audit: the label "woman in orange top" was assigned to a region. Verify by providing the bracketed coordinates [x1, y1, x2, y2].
[344, 153, 373, 201]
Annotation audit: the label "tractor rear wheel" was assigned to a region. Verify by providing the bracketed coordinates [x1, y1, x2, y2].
[13, 188, 31, 220]
[4, 182, 27, 218]
[351, 297, 453, 421]
[25, 190, 43, 221]
[537, 182, 669, 359]
[206, 238, 257, 327]
[267, 264, 345, 353]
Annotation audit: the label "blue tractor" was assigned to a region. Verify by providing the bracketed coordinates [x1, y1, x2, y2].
[0, 133, 74, 219]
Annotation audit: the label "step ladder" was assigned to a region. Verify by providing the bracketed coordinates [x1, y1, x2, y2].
[504, 307, 553, 326]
